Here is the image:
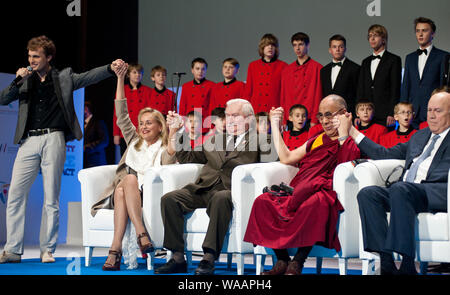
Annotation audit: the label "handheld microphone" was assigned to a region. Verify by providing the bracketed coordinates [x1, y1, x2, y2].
[173, 72, 186, 76]
[12, 66, 33, 86]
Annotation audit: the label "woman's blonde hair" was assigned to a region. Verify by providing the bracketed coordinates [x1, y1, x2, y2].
[134, 107, 168, 151]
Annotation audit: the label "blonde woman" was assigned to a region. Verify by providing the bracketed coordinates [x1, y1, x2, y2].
[91, 63, 176, 271]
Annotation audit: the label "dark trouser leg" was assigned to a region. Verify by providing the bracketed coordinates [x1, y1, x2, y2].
[202, 190, 233, 257]
[273, 249, 290, 262]
[357, 186, 391, 254]
[385, 182, 427, 258]
[160, 188, 201, 253]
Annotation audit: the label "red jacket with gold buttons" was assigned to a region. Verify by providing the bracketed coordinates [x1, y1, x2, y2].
[379, 127, 417, 148]
[244, 58, 287, 114]
[280, 58, 323, 124]
[211, 78, 245, 109]
[178, 79, 215, 118]
[149, 87, 175, 115]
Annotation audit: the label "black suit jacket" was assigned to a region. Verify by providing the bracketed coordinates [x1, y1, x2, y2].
[358, 127, 449, 212]
[357, 51, 402, 125]
[320, 58, 360, 115]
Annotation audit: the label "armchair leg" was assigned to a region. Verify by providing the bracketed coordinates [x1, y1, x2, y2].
[236, 254, 244, 275]
[338, 258, 348, 275]
[147, 252, 155, 271]
[255, 254, 265, 275]
[84, 246, 93, 267]
[316, 257, 323, 274]
[186, 252, 193, 269]
[362, 259, 376, 275]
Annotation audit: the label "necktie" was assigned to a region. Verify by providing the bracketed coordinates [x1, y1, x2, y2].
[371, 55, 381, 61]
[405, 134, 440, 183]
[416, 48, 428, 56]
[225, 135, 238, 156]
[332, 62, 342, 67]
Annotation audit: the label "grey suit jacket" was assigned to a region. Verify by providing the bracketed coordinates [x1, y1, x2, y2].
[358, 127, 449, 212]
[176, 130, 276, 192]
[0, 64, 113, 144]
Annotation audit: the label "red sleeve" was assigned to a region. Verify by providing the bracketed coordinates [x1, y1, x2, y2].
[243, 62, 254, 100]
[309, 63, 323, 124]
[178, 83, 188, 116]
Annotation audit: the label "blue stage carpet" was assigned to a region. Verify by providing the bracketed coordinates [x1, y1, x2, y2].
[0, 256, 363, 275]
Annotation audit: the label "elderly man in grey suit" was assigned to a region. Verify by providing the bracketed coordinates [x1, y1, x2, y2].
[0, 35, 124, 263]
[155, 98, 275, 275]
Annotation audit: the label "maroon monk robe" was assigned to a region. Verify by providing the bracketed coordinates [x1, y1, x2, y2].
[244, 133, 360, 251]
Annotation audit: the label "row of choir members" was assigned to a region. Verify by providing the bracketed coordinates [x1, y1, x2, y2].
[113, 17, 447, 155]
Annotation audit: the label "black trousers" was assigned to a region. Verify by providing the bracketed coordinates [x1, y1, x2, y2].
[160, 182, 233, 257]
[357, 181, 428, 258]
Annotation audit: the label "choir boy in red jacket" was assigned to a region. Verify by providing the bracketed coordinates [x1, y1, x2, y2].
[211, 58, 245, 109]
[283, 104, 310, 151]
[244, 34, 287, 114]
[355, 100, 387, 144]
[280, 32, 323, 126]
[380, 102, 417, 148]
[149, 65, 175, 116]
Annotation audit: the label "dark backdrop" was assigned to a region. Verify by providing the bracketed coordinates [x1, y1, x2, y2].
[0, 0, 139, 164]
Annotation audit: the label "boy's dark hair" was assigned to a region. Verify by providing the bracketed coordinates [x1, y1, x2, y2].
[187, 110, 202, 119]
[211, 107, 225, 119]
[329, 34, 346, 47]
[414, 17, 436, 33]
[289, 104, 308, 117]
[356, 99, 375, 112]
[255, 111, 270, 122]
[191, 57, 208, 69]
[223, 58, 240, 70]
[291, 32, 310, 46]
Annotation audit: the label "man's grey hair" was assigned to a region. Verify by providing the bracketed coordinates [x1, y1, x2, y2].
[226, 98, 255, 117]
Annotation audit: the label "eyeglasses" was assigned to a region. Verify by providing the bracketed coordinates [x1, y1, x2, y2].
[316, 108, 345, 122]
[396, 111, 414, 115]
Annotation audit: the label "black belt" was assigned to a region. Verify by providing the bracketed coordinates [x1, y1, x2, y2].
[27, 128, 63, 137]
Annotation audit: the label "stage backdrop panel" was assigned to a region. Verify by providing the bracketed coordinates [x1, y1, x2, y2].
[0, 73, 84, 246]
[138, 0, 450, 84]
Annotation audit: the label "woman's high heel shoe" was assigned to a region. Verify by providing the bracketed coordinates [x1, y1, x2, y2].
[102, 250, 122, 271]
[137, 232, 155, 255]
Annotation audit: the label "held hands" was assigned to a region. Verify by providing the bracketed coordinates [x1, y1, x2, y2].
[167, 111, 184, 133]
[111, 59, 125, 73]
[269, 107, 284, 127]
[333, 112, 353, 137]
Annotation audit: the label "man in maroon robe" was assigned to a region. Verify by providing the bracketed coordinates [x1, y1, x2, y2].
[244, 95, 360, 275]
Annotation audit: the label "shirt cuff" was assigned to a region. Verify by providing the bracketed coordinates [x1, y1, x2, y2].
[355, 133, 365, 145]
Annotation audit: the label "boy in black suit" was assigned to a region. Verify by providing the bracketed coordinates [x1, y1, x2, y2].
[357, 24, 402, 129]
[401, 17, 449, 128]
[320, 34, 360, 116]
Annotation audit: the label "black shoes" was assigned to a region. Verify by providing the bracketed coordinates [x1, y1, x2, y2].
[195, 260, 215, 275]
[154, 258, 187, 274]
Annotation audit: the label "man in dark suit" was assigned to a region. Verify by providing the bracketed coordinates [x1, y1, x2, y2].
[357, 24, 402, 128]
[320, 34, 360, 117]
[337, 86, 450, 275]
[0, 35, 123, 264]
[401, 17, 449, 128]
[155, 98, 274, 275]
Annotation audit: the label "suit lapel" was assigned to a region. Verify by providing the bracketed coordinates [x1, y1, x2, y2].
[333, 61, 347, 90]
[421, 47, 437, 81]
[323, 64, 332, 92]
[411, 52, 421, 81]
[427, 130, 450, 178]
[373, 51, 389, 82]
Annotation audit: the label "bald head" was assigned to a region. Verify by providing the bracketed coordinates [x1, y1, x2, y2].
[427, 90, 450, 134]
[318, 95, 347, 137]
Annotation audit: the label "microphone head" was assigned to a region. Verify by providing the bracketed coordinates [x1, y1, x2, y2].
[26, 66, 33, 72]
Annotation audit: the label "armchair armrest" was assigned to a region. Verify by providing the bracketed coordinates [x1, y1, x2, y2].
[251, 162, 299, 198]
[354, 159, 405, 189]
[159, 163, 204, 193]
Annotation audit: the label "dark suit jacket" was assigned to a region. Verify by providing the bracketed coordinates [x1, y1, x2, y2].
[0, 65, 113, 144]
[358, 127, 449, 212]
[400, 46, 449, 126]
[357, 51, 402, 125]
[176, 130, 275, 193]
[320, 58, 360, 115]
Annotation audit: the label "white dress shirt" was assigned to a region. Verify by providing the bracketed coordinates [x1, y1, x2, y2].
[370, 49, 385, 80]
[331, 57, 345, 89]
[418, 44, 433, 79]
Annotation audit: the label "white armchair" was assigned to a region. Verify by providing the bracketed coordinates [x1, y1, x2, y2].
[78, 165, 118, 267]
[252, 161, 361, 275]
[143, 163, 261, 275]
[353, 160, 450, 275]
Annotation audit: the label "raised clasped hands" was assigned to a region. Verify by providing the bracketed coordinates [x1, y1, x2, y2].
[332, 112, 353, 137]
[269, 107, 284, 128]
[167, 111, 184, 132]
